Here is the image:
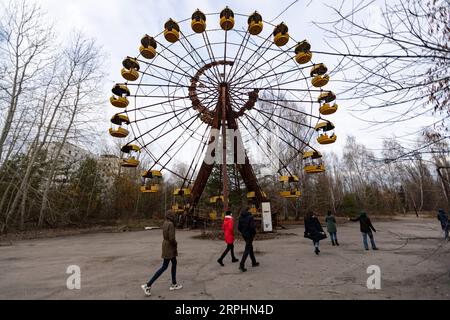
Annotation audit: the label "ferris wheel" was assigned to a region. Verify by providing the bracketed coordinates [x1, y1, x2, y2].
[108, 7, 338, 216]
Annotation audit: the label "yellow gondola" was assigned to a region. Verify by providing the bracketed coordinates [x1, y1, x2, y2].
[220, 7, 234, 30]
[318, 91, 336, 104]
[141, 170, 162, 193]
[315, 121, 337, 145]
[172, 204, 185, 213]
[209, 210, 218, 221]
[310, 63, 329, 88]
[110, 84, 130, 108]
[273, 23, 289, 47]
[109, 114, 130, 138]
[279, 190, 301, 199]
[174, 188, 191, 196]
[303, 150, 326, 174]
[318, 91, 338, 115]
[172, 187, 190, 213]
[246, 191, 267, 199]
[164, 19, 180, 43]
[210, 195, 224, 204]
[141, 184, 160, 193]
[121, 57, 140, 82]
[319, 103, 338, 115]
[209, 195, 224, 220]
[140, 35, 157, 59]
[279, 175, 300, 199]
[248, 11, 263, 35]
[295, 40, 312, 64]
[191, 9, 206, 33]
[246, 191, 266, 216]
[120, 144, 141, 167]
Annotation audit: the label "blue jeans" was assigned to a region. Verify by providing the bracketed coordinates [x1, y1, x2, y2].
[362, 232, 377, 250]
[147, 258, 177, 287]
[313, 241, 320, 249]
[329, 232, 337, 242]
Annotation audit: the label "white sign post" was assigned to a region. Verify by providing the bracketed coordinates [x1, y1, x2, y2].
[261, 202, 273, 232]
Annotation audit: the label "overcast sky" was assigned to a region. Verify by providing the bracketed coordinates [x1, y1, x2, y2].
[36, 0, 439, 163]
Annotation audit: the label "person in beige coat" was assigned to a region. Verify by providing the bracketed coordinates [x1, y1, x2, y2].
[141, 211, 183, 296]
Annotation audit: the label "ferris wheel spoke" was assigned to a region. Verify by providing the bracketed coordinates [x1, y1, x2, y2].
[179, 31, 220, 82]
[132, 106, 192, 123]
[139, 68, 189, 88]
[230, 92, 316, 152]
[177, 35, 221, 87]
[236, 116, 291, 176]
[252, 107, 317, 152]
[232, 62, 309, 89]
[241, 110, 304, 159]
[223, 29, 228, 79]
[259, 97, 320, 109]
[137, 57, 191, 81]
[151, 117, 205, 175]
[225, 29, 250, 83]
[171, 89, 219, 138]
[201, 31, 224, 82]
[127, 106, 194, 144]
[253, 106, 315, 129]
[232, 86, 326, 93]
[227, 32, 273, 85]
[157, 40, 219, 87]
[229, 41, 297, 87]
[123, 83, 191, 89]
[132, 94, 189, 99]
[179, 124, 211, 188]
[161, 86, 218, 142]
[118, 96, 188, 114]
[142, 112, 199, 150]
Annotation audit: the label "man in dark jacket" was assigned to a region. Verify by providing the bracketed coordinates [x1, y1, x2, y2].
[238, 207, 259, 272]
[350, 211, 378, 250]
[437, 209, 449, 240]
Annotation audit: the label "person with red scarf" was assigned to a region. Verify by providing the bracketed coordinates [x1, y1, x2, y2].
[217, 211, 239, 266]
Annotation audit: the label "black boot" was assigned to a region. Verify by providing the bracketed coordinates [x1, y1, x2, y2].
[239, 265, 247, 272]
[335, 240, 339, 246]
[217, 259, 224, 267]
[232, 258, 239, 263]
[331, 240, 336, 246]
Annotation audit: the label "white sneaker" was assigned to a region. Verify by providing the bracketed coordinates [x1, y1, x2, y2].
[170, 284, 183, 291]
[141, 284, 151, 296]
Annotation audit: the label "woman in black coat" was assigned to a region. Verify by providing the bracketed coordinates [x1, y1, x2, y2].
[304, 211, 327, 255]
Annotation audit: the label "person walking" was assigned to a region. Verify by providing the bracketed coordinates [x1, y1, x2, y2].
[325, 210, 339, 246]
[217, 211, 239, 266]
[350, 211, 378, 251]
[304, 211, 327, 255]
[141, 211, 183, 297]
[238, 207, 259, 272]
[437, 209, 449, 240]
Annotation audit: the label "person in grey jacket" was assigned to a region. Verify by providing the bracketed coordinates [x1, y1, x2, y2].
[141, 211, 183, 297]
[325, 210, 339, 246]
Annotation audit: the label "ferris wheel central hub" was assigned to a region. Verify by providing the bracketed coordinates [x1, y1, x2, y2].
[188, 60, 260, 125]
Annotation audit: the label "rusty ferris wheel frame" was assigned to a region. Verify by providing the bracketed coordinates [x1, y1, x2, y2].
[109, 9, 338, 216]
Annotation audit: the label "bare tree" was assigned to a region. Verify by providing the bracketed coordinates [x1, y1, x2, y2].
[0, 0, 52, 164]
[316, 0, 450, 130]
[37, 33, 104, 227]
